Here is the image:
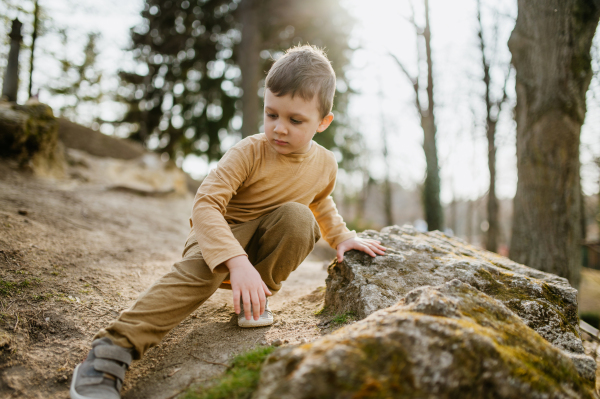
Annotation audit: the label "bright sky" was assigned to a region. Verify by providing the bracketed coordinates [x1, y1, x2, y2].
[8, 0, 600, 203]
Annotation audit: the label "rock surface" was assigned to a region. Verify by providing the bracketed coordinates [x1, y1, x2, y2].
[254, 279, 597, 399]
[325, 225, 595, 380]
[0, 101, 65, 178]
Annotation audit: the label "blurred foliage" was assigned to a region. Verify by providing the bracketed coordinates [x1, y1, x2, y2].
[46, 31, 105, 121]
[580, 311, 600, 329]
[118, 0, 361, 170]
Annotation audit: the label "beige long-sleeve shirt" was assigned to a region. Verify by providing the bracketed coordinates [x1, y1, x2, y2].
[190, 133, 356, 272]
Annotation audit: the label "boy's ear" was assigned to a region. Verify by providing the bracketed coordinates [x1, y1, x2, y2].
[316, 112, 334, 133]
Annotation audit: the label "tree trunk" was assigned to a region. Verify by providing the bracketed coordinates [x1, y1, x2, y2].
[486, 119, 499, 252]
[28, 0, 39, 98]
[382, 174, 394, 227]
[421, 0, 443, 231]
[508, 0, 600, 287]
[476, 0, 505, 253]
[466, 199, 474, 243]
[2, 19, 23, 102]
[237, 0, 262, 138]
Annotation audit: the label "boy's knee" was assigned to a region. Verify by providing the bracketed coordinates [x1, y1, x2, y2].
[272, 203, 320, 240]
[277, 202, 311, 217]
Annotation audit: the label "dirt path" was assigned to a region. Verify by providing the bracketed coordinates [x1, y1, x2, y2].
[0, 159, 334, 399]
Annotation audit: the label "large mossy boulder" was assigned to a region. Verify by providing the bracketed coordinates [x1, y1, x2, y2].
[254, 280, 597, 398]
[324, 225, 595, 381]
[0, 101, 64, 177]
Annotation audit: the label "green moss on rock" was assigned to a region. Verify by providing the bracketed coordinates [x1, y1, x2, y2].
[0, 101, 64, 177]
[254, 280, 595, 399]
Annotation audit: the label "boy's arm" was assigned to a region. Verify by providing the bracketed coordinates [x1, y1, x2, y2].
[310, 169, 386, 262]
[192, 147, 270, 320]
[309, 174, 357, 248]
[191, 147, 250, 272]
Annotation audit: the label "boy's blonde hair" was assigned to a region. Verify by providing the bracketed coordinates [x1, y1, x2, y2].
[265, 45, 336, 118]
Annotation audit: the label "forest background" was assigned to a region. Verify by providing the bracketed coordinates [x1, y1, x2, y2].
[3, 0, 600, 283]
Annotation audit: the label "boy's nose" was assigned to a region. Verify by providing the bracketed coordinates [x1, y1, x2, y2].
[274, 123, 287, 134]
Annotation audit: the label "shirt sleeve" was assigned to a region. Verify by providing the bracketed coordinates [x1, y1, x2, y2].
[309, 164, 356, 249]
[191, 147, 251, 272]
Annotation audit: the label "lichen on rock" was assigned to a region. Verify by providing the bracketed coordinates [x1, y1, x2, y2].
[0, 101, 64, 177]
[324, 225, 595, 381]
[254, 280, 597, 399]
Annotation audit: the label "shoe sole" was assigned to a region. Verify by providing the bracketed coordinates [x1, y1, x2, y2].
[70, 364, 89, 399]
[238, 318, 274, 328]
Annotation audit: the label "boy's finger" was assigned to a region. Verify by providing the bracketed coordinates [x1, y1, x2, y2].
[262, 282, 272, 296]
[233, 289, 241, 314]
[336, 247, 344, 262]
[242, 291, 251, 320]
[363, 245, 376, 257]
[250, 291, 260, 320]
[259, 291, 266, 316]
[369, 244, 386, 255]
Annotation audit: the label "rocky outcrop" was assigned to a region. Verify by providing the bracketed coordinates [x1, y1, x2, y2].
[58, 118, 145, 160]
[324, 225, 595, 381]
[66, 149, 189, 196]
[0, 101, 65, 178]
[254, 279, 597, 398]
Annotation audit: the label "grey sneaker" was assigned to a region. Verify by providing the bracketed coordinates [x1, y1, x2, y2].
[70, 338, 133, 399]
[238, 298, 274, 328]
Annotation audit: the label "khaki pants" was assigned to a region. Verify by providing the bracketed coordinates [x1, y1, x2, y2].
[94, 202, 321, 358]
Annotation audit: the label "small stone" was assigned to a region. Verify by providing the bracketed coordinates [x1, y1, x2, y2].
[283, 339, 289, 344]
[18, 209, 28, 216]
[299, 338, 307, 344]
[271, 339, 282, 347]
[260, 340, 268, 346]
[273, 322, 280, 327]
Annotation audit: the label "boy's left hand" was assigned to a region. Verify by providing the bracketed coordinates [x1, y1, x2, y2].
[336, 237, 386, 262]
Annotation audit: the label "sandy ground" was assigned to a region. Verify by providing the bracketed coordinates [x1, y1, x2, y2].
[0, 158, 336, 399]
[1, 154, 599, 398]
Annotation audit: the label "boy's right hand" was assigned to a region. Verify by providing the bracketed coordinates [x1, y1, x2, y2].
[225, 255, 272, 321]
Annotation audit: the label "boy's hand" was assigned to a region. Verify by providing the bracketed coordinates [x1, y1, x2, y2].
[336, 237, 386, 263]
[225, 255, 272, 321]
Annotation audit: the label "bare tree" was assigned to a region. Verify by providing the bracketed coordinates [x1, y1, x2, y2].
[508, 0, 600, 287]
[1, 19, 22, 102]
[390, 0, 442, 231]
[236, 0, 261, 138]
[378, 82, 394, 227]
[27, 0, 39, 98]
[476, 0, 510, 253]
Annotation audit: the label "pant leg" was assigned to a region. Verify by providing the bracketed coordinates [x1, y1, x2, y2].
[246, 202, 321, 293]
[94, 218, 262, 358]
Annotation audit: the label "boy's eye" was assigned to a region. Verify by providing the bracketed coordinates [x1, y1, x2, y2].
[290, 118, 302, 124]
[266, 113, 277, 119]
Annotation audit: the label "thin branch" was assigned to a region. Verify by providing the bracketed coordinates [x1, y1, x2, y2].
[492, 64, 512, 120]
[388, 51, 423, 116]
[388, 52, 417, 86]
[404, 0, 424, 35]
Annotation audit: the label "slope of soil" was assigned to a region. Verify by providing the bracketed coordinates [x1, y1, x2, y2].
[0, 159, 335, 399]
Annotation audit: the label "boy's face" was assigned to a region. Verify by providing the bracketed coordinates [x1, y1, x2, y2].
[264, 88, 334, 155]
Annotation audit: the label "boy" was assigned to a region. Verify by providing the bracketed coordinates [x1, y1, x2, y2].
[70, 45, 386, 399]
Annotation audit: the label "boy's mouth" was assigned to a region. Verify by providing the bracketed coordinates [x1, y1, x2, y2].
[274, 139, 288, 145]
